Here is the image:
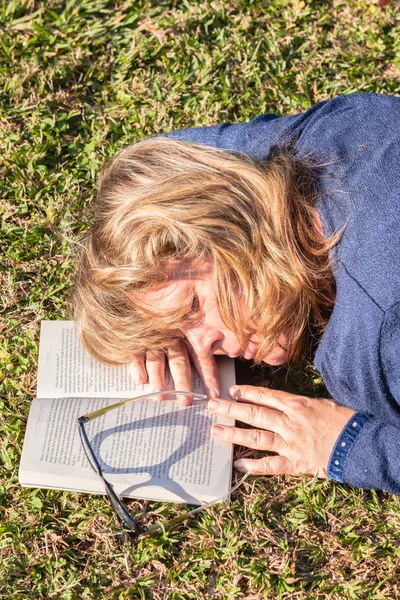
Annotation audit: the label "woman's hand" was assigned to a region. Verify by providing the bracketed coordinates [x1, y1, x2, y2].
[129, 340, 220, 405]
[209, 384, 355, 477]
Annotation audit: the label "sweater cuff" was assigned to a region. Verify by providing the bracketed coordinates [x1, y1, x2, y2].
[327, 412, 371, 482]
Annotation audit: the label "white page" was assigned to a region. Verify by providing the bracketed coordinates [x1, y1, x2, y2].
[37, 321, 143, 398]
[19, 393, 234, 505]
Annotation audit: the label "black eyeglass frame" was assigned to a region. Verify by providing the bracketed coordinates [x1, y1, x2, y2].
[78, 414, 149, 536]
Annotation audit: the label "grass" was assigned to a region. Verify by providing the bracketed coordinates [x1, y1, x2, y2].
[1, 0, 400, 598]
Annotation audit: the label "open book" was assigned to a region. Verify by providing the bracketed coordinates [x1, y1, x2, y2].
[19, 321, 236, 505]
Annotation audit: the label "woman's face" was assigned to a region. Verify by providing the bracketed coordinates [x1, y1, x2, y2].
[138, 261, 288, 365]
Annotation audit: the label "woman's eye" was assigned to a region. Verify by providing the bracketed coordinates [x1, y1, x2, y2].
[181, 294, 200, 322]
[190, 294, 200, 314]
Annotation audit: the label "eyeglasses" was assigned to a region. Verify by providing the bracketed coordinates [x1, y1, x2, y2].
[78, 391, 250, 539]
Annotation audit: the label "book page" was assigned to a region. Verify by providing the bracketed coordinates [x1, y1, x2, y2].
[37, 321, 143, 398]
[19, 391, 234, 504]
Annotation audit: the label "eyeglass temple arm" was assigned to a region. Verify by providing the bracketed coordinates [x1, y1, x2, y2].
[81, 391, 208, 422]
[103, 479, 148, 535]
[78, 416, 146, 535]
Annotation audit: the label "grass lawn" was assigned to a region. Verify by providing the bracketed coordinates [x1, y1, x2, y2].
[1, 0, 400, 598]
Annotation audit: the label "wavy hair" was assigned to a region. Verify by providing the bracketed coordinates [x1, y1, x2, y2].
[70, 137, 338, 365]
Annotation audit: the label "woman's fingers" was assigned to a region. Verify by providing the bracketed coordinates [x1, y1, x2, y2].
[234, 455, 294, 476]
[128, 354, 148, 385]
[211, 424, 284, 453]
[127, 341, 220, 405]
[208, 398, 285, 434]
[167, 342, 193, 405]
[145, 350, 167, 393]
[210, 386, 354, 478]
[187, 344, 220, 398]
[229, 384, 290, 411]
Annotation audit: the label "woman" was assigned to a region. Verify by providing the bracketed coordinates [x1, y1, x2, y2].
[72, 93, 400, 495]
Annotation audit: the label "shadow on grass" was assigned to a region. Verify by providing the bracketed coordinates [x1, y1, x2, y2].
[235, 358, 330, 398]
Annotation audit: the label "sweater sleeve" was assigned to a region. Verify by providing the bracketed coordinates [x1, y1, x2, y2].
[328, 303, 400, 494]
[328, 413, 400, 494]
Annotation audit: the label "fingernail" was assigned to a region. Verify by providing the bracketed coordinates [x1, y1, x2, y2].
[152, 387, 164, 394]
[208, 399, 220, 411]
[229, 386, 241, 399]
[211, 424, 224, 437]
[234, 460, 247, 473]
[209, 389, 219, 399]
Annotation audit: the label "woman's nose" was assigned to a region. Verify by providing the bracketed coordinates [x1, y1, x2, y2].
[183, 326, 220, 358]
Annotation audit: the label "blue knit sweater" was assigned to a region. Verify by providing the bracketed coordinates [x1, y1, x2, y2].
[167, 93, 400, 495]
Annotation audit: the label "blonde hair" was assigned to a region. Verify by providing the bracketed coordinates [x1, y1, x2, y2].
[71, 137, 337, 365]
